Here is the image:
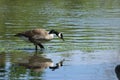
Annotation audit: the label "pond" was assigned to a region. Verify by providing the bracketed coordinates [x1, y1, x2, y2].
[0, 0, 120, 80]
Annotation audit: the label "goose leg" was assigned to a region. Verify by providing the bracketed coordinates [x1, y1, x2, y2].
[35, 45, 38, 51]
[38, 43, 44, 49]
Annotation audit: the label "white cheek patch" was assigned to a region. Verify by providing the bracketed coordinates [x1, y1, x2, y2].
[58, 33, 62, 37]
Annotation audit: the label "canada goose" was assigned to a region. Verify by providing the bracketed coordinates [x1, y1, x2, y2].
[15, 29, 64, 51]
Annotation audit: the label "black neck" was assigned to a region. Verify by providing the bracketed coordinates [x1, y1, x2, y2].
[49, 30, 59, 36]
[54, 31, 59, 36]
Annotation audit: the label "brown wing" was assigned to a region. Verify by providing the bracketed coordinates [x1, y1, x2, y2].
[24, 29, 48, 39]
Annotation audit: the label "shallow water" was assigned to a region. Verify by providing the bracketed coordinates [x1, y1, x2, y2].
[0, 0, 120, 80]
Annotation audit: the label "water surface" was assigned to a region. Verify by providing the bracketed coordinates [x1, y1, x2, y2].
[0, 0, 120, 80]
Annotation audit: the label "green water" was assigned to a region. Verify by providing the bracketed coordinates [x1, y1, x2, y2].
[0, 0, 120, 80]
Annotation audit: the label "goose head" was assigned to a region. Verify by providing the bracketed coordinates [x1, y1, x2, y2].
[49, 29, 64, 41]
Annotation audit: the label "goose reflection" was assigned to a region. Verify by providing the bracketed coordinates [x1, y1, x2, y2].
[17, 53, 65, 72]
[49, 59, 65, 71]
[18, 53, 53, 72]
[0, 53, 5, 68]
